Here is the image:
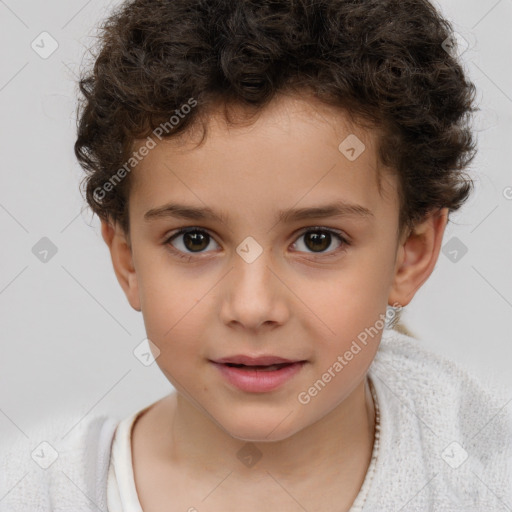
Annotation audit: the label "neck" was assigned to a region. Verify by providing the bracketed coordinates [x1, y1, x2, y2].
[157, 376, 376, 484]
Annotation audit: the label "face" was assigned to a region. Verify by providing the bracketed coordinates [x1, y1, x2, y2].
[120, 93, 404, 441]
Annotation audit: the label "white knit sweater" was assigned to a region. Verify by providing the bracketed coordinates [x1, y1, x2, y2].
[1, 328, 511, 511]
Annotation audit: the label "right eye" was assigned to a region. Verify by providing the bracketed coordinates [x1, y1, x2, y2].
[164, 227, 221, 258]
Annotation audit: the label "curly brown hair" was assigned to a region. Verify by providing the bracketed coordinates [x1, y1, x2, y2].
[75, 0, 478, 238]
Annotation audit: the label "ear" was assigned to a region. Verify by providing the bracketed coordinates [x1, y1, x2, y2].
[101, 219, 141, 312]
[388, 207, 449, 308]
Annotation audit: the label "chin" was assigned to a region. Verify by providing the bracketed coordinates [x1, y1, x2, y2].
[216, 411, 304, 443]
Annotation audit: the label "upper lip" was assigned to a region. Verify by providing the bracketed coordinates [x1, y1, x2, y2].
[212, 355, 304, 366]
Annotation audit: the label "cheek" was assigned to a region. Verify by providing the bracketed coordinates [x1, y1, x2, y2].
[142, 287, 205, 393]
[292, 261, 390, 381]
[294, 264, 390, 337]
[136, 263, 207, 352]
[303, 310, 382, 408]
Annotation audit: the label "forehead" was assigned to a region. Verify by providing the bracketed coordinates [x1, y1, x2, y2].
[129, 93, 398, 226]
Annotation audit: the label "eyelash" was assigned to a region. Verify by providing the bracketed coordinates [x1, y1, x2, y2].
[163, 226, 351, 261]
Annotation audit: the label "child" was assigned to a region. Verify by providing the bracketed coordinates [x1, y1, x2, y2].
[2, 0, 511, 510]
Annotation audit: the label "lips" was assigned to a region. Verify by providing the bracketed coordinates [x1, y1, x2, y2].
[210, 356, 307, 392]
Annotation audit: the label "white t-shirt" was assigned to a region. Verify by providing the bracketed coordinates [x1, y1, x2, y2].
[106, 402, 149, 512]
[106, 379, 382, 512]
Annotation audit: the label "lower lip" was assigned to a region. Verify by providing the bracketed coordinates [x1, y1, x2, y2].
[211, 362, 306, 392]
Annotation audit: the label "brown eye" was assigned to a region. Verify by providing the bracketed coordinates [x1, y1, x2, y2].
[184, 231, 209, 251]
[166, 228, 219, 254]
[292, 228, 349, 256]
[304, 231, 331, 252]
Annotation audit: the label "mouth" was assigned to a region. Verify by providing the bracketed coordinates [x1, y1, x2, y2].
[209, 356, 307, 392]
[222, 362, 297, 371]
[212, 354, 305, 366]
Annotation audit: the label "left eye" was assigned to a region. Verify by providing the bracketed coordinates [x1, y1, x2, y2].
[164, 227, 349, 258]
[291, 228, 348, 255]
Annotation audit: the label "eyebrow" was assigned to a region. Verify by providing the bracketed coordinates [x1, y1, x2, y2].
[143, 200, 374, 224]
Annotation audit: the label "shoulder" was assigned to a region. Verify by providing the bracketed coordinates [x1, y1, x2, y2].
[371, 328, 511, 425]
[366, 328, 512, 509]
[0, 412, 119, 512]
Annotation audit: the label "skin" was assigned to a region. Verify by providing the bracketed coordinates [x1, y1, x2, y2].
[101, 91, 448, 511]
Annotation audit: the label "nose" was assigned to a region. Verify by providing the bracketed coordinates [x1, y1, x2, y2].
[219, 245, 290, 332]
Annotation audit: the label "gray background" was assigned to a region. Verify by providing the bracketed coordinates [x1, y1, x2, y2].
[1, 0, 511, 443]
